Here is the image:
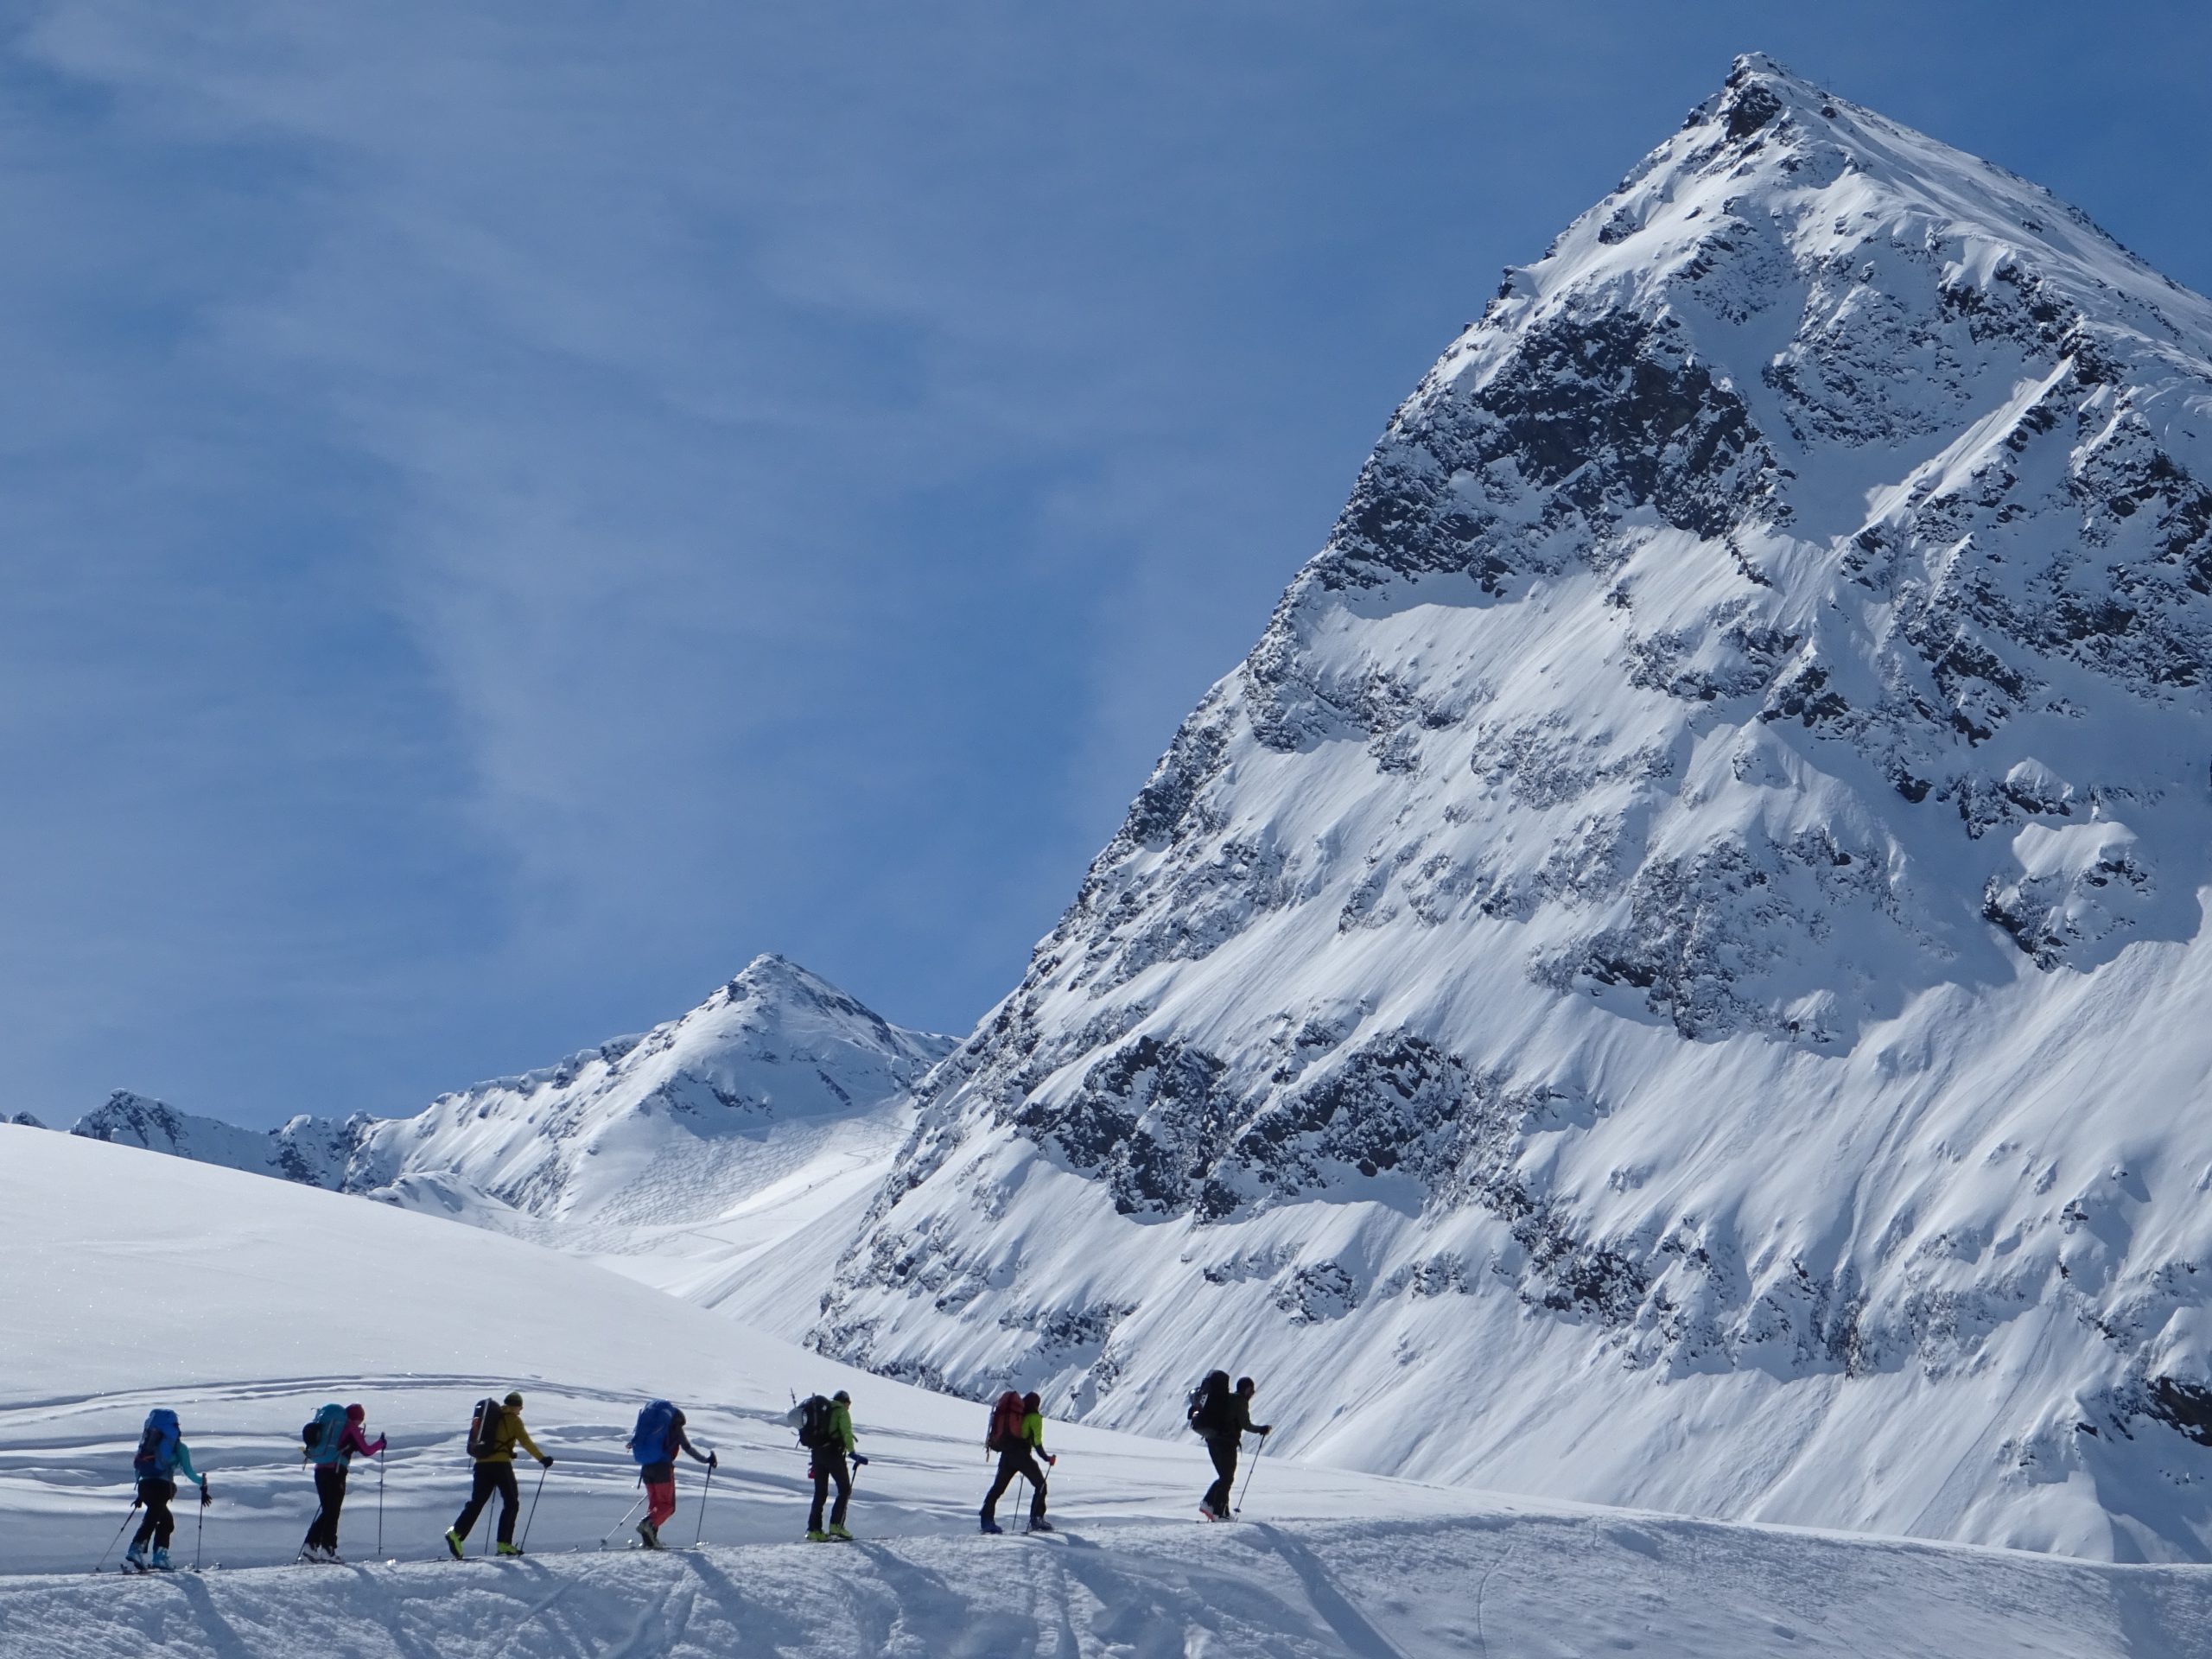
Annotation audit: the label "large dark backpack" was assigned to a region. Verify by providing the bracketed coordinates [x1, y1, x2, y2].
[134, 1408, 180, 1481]
[466, 1397, 503, 1459]
[629, 1399, 679, 1467]
[985, 1390, 1025, 1453]
[303, 1402, 348, 1466]
[1186, 1371, 1230, 1439]
[795, 1394, 836, 1451]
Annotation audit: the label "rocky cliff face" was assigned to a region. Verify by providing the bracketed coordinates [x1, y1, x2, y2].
[815, 57, 2212, 1560]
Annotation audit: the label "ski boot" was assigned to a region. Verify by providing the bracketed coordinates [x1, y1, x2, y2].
[123, 1540, 148, 1572]
[826, 1523, 854, 1541]
[805, 1529, 830, 1542]
[444, 1530, 465, 1560]
[1027, 1517, 1054, 1534]
[637, 1520, 661, 1550]
[979, 1516, 1003, 1535]
[150, 1547, 174, 1571]
[496, 1541, 524, 1557]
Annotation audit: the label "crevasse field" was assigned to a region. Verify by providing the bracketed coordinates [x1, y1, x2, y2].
[3, 1128, 2207, 1658]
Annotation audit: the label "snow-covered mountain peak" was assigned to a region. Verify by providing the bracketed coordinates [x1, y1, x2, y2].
[815, 62, 2212, 1559]
[1491, 53, 2207, 357]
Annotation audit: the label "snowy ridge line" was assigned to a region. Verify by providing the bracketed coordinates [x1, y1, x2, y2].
[51, 955, 958, 1345]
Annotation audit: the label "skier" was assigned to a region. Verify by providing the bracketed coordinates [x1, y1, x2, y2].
[124, 1408, 208, 1572]
[628, 1401, 715, 1549]
[1194, 1373, 1271, 1520]
[804, 1389, 859, 1541]
[302, 1403, 387, 1563]
[445, 1391, 553, 1559]
[980, 1389, 1056, 1535]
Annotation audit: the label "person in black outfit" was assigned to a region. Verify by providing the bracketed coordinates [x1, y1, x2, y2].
[1200, 1376, 1271, 1519]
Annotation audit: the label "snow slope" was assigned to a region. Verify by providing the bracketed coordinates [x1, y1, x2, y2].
[71, 956, 954, 1336]
[2, 1124, 2207, 1657]
[816, 56, 2212, 1561]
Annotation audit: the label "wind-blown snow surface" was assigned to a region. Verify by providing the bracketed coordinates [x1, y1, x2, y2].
[817, 57, 2212, 1561]
[3, 1125, 2208, 1658]
[73, 956, 953, 1335]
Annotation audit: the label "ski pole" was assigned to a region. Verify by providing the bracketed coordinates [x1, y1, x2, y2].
[93, 1500, 140, 1573]
[598, 1478, 646, 1549]
[1232, 1434, 1266, 1516]
[376, 1450, 385, 1559]
[693, 1459, 716, 1547]
[195, 1484, 207, 1569]
[519, 1464, 548, 1553]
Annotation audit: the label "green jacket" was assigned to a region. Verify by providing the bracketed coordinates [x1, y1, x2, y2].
[1020, 1410, 1047, 1456]
[475, 1407, 546, 1465]
[827, 1401, 856, 1456]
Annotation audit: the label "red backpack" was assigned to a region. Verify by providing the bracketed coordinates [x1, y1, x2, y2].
[985, 1390, 1025, 1453]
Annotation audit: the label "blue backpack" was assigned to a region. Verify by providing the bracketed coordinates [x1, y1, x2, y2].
[628, 1400, 678, 1467]
[134, 1408, 180, 1480]
[304, 1402, 349, 1466]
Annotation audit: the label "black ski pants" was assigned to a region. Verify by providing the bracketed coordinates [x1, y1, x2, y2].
[807, 1452, 851, 1532]
[453, 1461, 521, 1546]
[132, 1478, 177, 1548]
[305, 1465, 348, 1552]
[1202, 1435, 1239, 1516]
[982, 1444, 1047, 1523]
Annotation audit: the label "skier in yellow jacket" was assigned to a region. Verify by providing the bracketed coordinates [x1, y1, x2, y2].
[446, 1392, 553, 1557]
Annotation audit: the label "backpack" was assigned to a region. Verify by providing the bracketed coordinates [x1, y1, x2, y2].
[629, 1400, 679, 1467]
[467, 1397, 504, 1459]
[303, 1402, 349, 1466]
[986, 1390, 1026, 1453]
[794, 1394, 835, 1451]
[134, 1408, 180, 1481]
[1186, 1371, 1230, 1439]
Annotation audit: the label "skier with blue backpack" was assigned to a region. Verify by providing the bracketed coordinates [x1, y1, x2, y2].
[300, 1402, 387, 1563]
[626, 1400, 714, 1549]
[124, 1408, 208, 1572]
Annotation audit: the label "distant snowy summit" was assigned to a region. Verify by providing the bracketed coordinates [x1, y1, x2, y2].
[815, 56, 2212, 1558]
[73, 954, 954, 1230]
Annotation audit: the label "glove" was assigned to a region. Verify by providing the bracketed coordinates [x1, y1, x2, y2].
[539, 1455, 555, 1468]
[1046, 1454, 1058, 1467]
[200, 1483, 212, 1505]
[708, 1452, 719, 1469]
[1258, 1426, 1273, 1438]
[850, 1454, 870, 1468]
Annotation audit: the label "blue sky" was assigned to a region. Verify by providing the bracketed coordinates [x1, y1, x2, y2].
[4, 2, 2209, 1129]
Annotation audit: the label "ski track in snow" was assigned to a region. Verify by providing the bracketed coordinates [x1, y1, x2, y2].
[7, 1514, 2212, 1658]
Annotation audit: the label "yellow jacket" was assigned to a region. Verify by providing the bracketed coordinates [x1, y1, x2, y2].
[475, 1407, 545, 1465]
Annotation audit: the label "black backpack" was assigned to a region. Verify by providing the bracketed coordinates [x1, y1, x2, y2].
[795, 1394, 836, 1450]
[467, 1397, 503, 1459]
[1186, 1370, 1230, 1438]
